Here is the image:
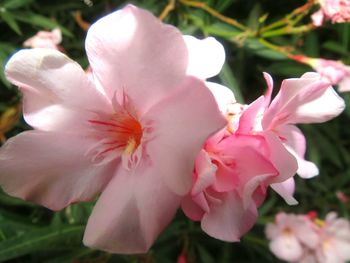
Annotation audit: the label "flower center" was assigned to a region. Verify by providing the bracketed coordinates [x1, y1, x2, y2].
[87, 110, 144, 166]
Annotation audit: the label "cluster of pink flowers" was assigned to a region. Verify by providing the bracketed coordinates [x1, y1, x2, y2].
[0, 4, 346, 254]
[181, 71, 345, 241]
[266, 212, 350, 263]
[311, 0, 350, 26]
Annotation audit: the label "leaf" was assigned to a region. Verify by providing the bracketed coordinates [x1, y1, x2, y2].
[0, 225, 84, 262]
[196, 244, 216, 263]
[242, 38, 287, 60]
[11, 12, 73, 37]
[2, 0, 34, 9]
[219, 63, 244, 103]
[0, 10, 22, 35]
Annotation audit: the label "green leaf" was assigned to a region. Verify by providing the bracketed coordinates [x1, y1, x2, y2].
[219, 63, 244, 103]
[2, 0, 34, 9]
[0, 225, 84, 262]
[242, 38, 287, 60]
[196, 244, 216, 263]
[0, 10, 22, 35]
[11, 12, 73, 37]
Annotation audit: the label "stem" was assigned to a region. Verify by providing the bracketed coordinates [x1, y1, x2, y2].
[258, 38, 292, 56]
[159, 0, 176, 21]
[261, 24, 313, 38]
[179, 0, 247, 31]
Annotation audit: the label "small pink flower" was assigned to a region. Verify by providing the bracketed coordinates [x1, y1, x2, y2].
[0, 5, 226, 254]
[336, 191, 349, 203]
[315, 212, 350, 263]
[311, 0, 350, 26]
[293, 55, 350, 92]
[23, 28, 62, 50]
[265, 212, 319, 262]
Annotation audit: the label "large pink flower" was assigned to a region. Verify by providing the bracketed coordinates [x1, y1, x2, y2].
[0, 5, 226, 254]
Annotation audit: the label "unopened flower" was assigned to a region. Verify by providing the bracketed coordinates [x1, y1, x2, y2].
[0, 5, 226, 254]
[23, 28, 62, 50]
[311, 0, 350, 26]
[292, 55, 350, 92]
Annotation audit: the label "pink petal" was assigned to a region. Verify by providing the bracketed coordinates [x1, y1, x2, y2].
[184, 36, 225, 79]
[144, 76, 226, 195]
[311, 10, 324, 27]
[262, 73, 344, 128]
[263, 131, 298, 183]
[206, 82, 236, 113]
[5, 49, 111, 131]
[236, 96, 264, 134]
[277, 125, 319, 178]
[269, 235, 304, 262]
[271, 178, 298, 205]
[262, 72, 273, 108]
[85, 4, 188, 113]
[83, 165, 180, 254]
[192, 150, 217, 195]
[294, 87, 345, 123]
[201, 191, 257, 242]
[181, 194, 206, 221]
[338, 76, 350, 92]
[0, 131, 116, 211]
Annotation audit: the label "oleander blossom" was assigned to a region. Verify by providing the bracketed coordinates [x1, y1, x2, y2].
[23, 28, 62, 50]
[266, 212, 350, 263]
[311, 0, 350, 26]
[181, 72, 345, 242]
[0, 5, 226, 254]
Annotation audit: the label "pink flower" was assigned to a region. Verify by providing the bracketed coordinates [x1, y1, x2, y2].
[315, 213, 350, 263]
[266, 212, 350, 263]
[261, 72, 345, 179]
[181, 72, 345, 242]
[265, 212, 319, 262]
[181, 83, 298, 241]
[292, 55, 350, 92]
[312, 0, 350, 26]
[23, 28, 62, 50]
[0, 5, 226, 254]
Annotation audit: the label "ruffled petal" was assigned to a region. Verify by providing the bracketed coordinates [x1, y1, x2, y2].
[83, 164, 180, 254]
[184, 36, 225, 79]
[5, 48, 111, 131]
[85, 4, 188, 113]
[0, 131, 116, 211]
[144, 76, 226, 195]
[201, 191, 257, 242]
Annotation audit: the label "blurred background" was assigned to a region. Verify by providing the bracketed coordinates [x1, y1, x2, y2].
[0, 0, 349, 262]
